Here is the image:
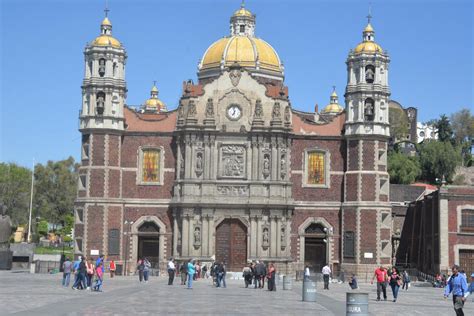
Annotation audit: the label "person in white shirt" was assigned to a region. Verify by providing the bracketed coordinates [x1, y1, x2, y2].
[167, 258, 176, 285]
[322, 264, 331, 290]
[304, 265, 310, 281]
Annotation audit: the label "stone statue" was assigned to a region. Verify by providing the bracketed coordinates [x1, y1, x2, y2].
[0, 204, 12, 251]
[194, 227, 201, 244]
[284, 106, 291, 122]
[187, 100, 196, 117]
[263, 154, 270, 178]
[254, 99, 263, 119]
[178, 103, 184, 118]
[205, 98, 214, 117]
[280, 227, 286, 244]
[272, 102, 281, 119]
[96, 95, 105, 113]
[280, 154, 286, 179]
[262, 228, 269, 246]
[0, 203, 13, 270]
[195, 153, 203, 177]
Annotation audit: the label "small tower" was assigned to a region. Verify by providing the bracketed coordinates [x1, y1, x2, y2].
[79, 10, 127, 131]
[342, 12, 392, 274]
[321, 87, 343, 115]
[230, 1, 256, 36]
[142, 82, 167, 113]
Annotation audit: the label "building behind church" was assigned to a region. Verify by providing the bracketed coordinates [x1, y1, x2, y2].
[75, 5, 393, 276]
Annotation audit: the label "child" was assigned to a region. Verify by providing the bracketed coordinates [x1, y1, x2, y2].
[349, 274, 358, 290]
[93, 262, 103, 292]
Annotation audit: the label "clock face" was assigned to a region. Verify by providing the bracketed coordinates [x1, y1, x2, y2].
[227, 105, 241, 120]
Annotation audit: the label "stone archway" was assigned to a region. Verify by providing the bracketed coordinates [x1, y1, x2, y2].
[215, 218, 247, 271]
[298, 217, 334, 272]
[130, 216, 167, 273]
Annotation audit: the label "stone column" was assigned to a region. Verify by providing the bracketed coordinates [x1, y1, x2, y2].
[276, 217, 281, 257]
[173, 211, 179, 257]
[204, 138, 210, 179]
[270, 215, 277, 257]
[271, 139, 277, 180]
[182, 214, 189, 257]
[208, 215, 214, 257]
[185, 137, 192, 179]
[249, 215, 257, 258]
[188, 215, 194, 256]
[202, 214, 209, 256]
[210, 137, 216, 180]
[176, 143, 182, 180]
[252, 139, 258, 180]
[256, 216, 262, 257]
[439, 191, 449, 272]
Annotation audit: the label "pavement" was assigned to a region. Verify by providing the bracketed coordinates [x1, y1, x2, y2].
[1, 271, 473, 315]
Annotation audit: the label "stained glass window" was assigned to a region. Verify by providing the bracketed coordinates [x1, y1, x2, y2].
[307, 151, 325, 185]
[142, 149, 160, 183]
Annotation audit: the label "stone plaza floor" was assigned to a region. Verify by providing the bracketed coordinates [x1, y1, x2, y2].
[1, 271, 473, 315]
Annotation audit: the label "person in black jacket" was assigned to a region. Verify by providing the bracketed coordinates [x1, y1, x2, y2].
[72, 257, 86, 290]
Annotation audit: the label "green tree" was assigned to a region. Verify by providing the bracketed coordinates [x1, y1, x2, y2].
[33, 157, 79, 227]
[37, 219, 49, 237]
[418, 140, 461, 183]
[389, 107, 409, 142]
[0, 163, 32, 225]
[388, 151, 421, 184]
[450, 108, 474, 166]
[435, 114, 454, 144]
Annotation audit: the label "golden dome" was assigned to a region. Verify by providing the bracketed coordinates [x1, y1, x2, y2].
[200, 36, 282, 73]
[331, 90, 338, 98]
[322, 103, 343, 114]
[354, 41, 382, 54]
[233, 7, 253, 17]
[92, 35, 121, 48]
[143, 84, 167, 112]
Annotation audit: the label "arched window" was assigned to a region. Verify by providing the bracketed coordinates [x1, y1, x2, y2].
[364, 98, 375, 121]
[365, 65, 375, 83]
[138, 221, 160, 233]
[305, 223, 326, 235]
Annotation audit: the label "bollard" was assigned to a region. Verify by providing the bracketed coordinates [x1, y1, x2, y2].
[302, 279, 317, 302]
[346, 292, 369, 316]
[283, 275, 292, 290]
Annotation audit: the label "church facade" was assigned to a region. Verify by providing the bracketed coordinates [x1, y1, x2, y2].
[75, 5, 392, 275]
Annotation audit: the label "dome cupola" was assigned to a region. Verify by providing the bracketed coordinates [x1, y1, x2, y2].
[353, 13, 382, 54]
[142, 82, 167, 113]
[91, 10, 122, 48]
[198, 3, 284, 81]
[322, 87, 343, 114]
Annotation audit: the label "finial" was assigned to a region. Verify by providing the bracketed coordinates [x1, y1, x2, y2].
[332, 85, 336, 93]
[241, 0, 245, 8]
[104, 0, 110, 17]
[153, 80, 156, 86]
[367, 3, 372, 24]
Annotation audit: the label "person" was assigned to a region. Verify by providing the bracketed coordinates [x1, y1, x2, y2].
[93, 262, 103, 292]
[202, 264, 207, 279]
[187, 259, 195, 289]
[402, 270, 410, 290]
[86, 258, 95, 290]
[137, 257, 145, 282]
[444, 265, 468, 316]
[109, 260, 116, 278]
[349, 274, 358, 290]
[304, 265, 310, 281]
[464, 273, 474, 300]
[322, 263, 331, 290]
[62, 257, 73, 287]
[255, 261, 266, 288]
[143, 257, 151, 282]
[95, 255, 104, 275]
[180, 261, 187, 285]
[267, 263, 276, 291]
[215, 262, 224, 287]
[72, 256, 82, 289]
[194, 261, 200, 281]
[167, 258, 175, 285]
[221, 261, 227, 288]
[388, 267, 402, 302]
[72, 257, 87, 290]
[371, 265, 388, 301]
[243, 263, 252, 288]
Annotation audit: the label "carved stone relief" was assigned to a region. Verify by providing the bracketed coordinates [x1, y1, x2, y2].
[187, 100, 196, 117]
[205, 98, 214, 117]
[216, 185, 248, 196]
[193, 225, 201, 248]
[284, 106, 291, 123]
[220, 145, 245, 178]
[262, 153, 270, 179]
[272, 102, 281, 119]
[262, 226, 270, 249]
[254, 99, 263, 119]
[195, 152, 203, 177]
[280, 226, 287, 250]
[280, 153, 286, 180]
[229, 68, 242, 87]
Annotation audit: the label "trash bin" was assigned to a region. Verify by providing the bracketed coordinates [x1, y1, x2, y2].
[346, 292, 369, 316]
[115, 264, 123, 276]
[283, 275, 292, 290]
[302, 279, 317, 302]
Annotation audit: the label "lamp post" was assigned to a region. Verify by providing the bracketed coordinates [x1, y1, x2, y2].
[124, 220, 133, 276]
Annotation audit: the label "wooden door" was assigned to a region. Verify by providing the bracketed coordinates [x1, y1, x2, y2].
[216, 219, 247, 271]
[459, 249, 474, 277]
[305, 237, 326, 272]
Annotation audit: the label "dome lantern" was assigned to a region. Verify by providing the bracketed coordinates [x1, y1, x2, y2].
[322, 86, 343, 115]
[143, 82, 167, 113]
[230, 1, 256, 36]
[353, 11, 383, 54]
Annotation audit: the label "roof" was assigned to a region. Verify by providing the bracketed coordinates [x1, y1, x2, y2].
[291, 110, 345, 136]
[390, 184, 427, 203]
[124, 107, 177, 132]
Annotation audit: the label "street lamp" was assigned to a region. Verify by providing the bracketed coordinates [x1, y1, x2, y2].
[124, 220, 133, 276]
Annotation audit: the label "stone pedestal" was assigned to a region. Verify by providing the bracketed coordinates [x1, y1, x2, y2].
[0, 250, 13, 270]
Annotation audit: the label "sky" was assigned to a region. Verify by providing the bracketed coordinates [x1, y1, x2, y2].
[1, 0, 473, 168]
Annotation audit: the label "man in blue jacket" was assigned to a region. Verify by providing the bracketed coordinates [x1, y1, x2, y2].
[444, 265, 468, 316]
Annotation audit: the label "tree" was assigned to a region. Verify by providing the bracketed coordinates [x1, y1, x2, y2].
[0, 163, 32, 226]
[37, 219, 49, 237]
[418, 140, 461, 183]
[450, 108, 474, 166]
[435, 114, 454, 144]
[33, 157, 79, 227]
[388, 151, 421, 184]
[389, 107, 409, 142]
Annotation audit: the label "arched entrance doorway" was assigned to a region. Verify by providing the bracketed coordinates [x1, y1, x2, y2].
[137, 221, 160, 268]
[304, 223, 327, 272]
[215, 219, 247, 271]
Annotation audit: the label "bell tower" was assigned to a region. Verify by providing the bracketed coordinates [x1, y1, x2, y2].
[342, 12, 392, 275]
[79, 9, 127, 131]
